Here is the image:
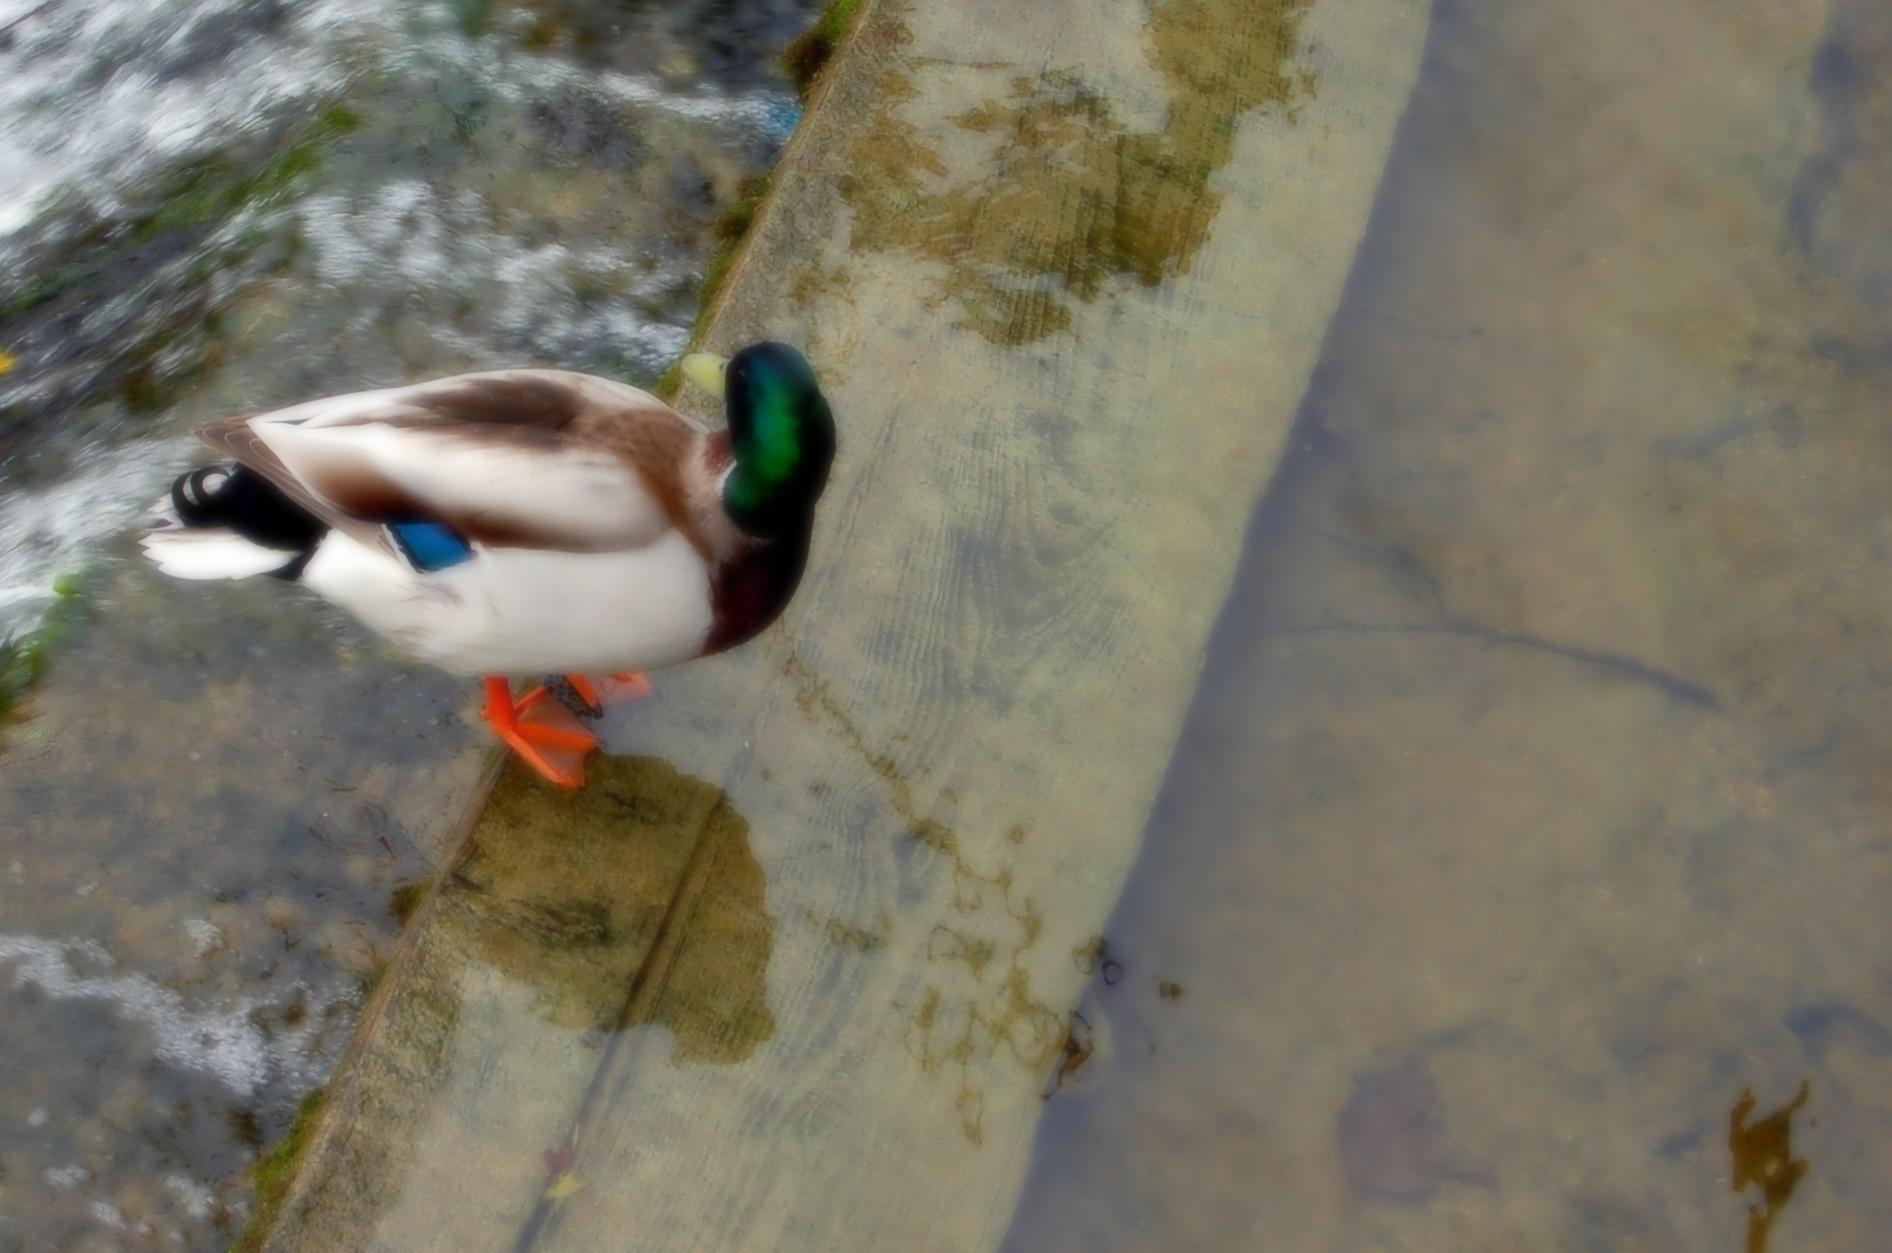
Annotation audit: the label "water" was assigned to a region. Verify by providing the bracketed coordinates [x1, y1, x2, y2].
[0, 0, 813, 1247]
[1004, 1, 1892, 1248]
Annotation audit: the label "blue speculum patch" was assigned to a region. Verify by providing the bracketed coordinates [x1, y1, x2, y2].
[388, 520, 474, 571]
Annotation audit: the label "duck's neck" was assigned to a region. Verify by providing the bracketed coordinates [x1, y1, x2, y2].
[693, 433, 816, 652]
[704, 518, 812, 654]
[704, 430, 736, 477]
[678, 433, 743, 560]
[719, 404, 832, 537]
[722, 463, 821, 538]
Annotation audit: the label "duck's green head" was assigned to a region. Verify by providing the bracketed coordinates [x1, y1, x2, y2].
[684, 342, 835, 537]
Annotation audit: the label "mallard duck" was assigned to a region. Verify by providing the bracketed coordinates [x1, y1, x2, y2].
[140, 343, 835, 788]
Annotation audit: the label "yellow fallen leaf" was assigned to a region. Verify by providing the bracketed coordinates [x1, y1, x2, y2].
[0, 351, 16, 377]
[544, 1173, 585, 1202]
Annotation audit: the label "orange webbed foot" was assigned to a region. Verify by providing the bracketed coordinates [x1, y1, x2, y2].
[598, 671, 654, 704]
[563, 672, 654, 716]
[484, 677, 598, 789]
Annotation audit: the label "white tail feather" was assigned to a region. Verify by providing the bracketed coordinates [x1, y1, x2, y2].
[139, 529, 297, 580]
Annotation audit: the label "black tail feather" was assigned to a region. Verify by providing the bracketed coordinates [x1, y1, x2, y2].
[167, 464, 328, 577]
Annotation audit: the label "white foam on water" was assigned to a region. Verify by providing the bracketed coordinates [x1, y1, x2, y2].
[87, 1200, 128, 1231]
[162, 1175, 214, 1221]
[0, 0, 352, 238]
[42, 1164, 91, 1189]
[292, 184, 693, 375]
[0, 439, 189, 644]
[596, 66, 793, 130]
[181, 918, 223, 956]
[0, 932, 354, 1099]
[0, 0, 794, 246]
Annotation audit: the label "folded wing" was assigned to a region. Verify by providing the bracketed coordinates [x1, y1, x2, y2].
[199, 371, 695, 556]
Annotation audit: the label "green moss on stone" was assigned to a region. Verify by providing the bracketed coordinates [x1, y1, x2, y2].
[2, 107, 361, 326]
[782, 0, 864, 97]
[657, 1, 857, 394]
[387, 880, 428, 925]
[699, 175, 771, 317]
[0, 571, 89, 722]
[653, 172, 777, 399]
[231, 1086, 327, 1253]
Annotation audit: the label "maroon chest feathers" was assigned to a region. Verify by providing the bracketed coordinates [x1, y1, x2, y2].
[705, 527, 812, 655]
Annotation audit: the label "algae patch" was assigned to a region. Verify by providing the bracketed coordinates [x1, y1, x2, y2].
[1729, 1082, 1812, 1253]
[0, 106, 362, 435]
[833, 0, 1316, 345]
[387, 879, 428, 925]
[779, 641, 1062, 1144]
[457, 756, 776, 1063]
[652, 169, 779, 398]
[0, 571, 89, 725]
[699, 175, 774, 325]
[783, 0, 866, 97]
[230, 1086, 327, 1253]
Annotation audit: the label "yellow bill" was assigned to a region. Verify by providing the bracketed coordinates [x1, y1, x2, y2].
[680, 352, 729, 400]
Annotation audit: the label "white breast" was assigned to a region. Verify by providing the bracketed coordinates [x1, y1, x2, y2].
[299, 530, 715, 677]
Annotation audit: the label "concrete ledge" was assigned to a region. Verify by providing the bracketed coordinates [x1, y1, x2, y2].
[260, 0, 1434, 1247]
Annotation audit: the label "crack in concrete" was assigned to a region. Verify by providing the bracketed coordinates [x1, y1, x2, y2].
[1259, 619, 1719, 710]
